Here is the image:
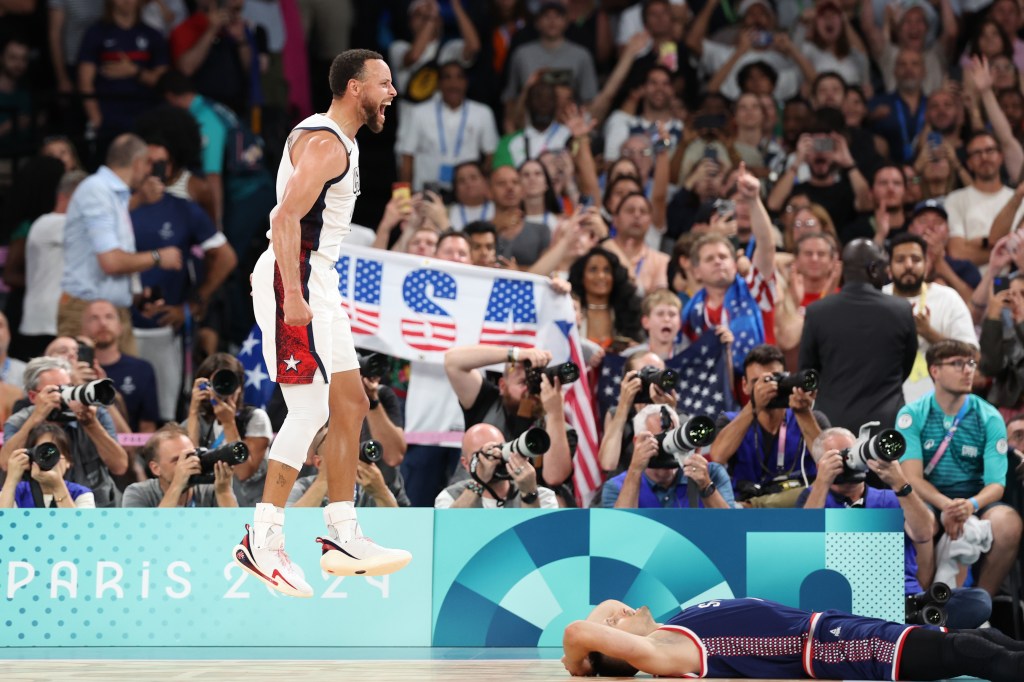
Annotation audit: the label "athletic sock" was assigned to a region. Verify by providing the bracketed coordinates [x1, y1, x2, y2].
[324, 501, 358, 543]
[253, 503, 285, 550]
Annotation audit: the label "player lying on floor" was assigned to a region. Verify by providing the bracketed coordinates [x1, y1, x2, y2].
[562, 596, 1024, 680]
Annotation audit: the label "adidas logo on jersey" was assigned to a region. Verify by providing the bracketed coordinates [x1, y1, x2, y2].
[830, 627, 842, 637]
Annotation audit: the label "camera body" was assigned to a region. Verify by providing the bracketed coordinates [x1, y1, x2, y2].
[812, 136, 835, 153]
[905, 582, 951, 627]
[649, 414, 717, 468]
[188, 441, 249, 486]
[636, 365, 679, 397]
[525, 361, 580, 395]
[765, 369, 818, 409]
[835, 422, 906, 483]
[753, 30, 774, 49]
[357, 352, 388, 379]
[359, 439, 383, 464]
[199, 368, 240, 397]
[28, 442, 61, 472]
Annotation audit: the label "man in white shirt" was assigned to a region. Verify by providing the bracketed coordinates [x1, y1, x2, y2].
[946, 132, 1024, 267]
[603, 64, 684, 162]
[883, 232, 977, 402]
[396, 61, 498, 192]
[21, 170, 86, 358]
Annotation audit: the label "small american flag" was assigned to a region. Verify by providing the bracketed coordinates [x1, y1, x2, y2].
[401, 269, 458, 353]
[337, 255, 382, 336]
[556, 321, 602, 507]
[596, 353, 627, 421]
[239, 325, 274, 410]
[480, 278, 538, 348]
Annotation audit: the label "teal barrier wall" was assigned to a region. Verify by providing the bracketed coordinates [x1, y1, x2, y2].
[0, 508, 903, 648]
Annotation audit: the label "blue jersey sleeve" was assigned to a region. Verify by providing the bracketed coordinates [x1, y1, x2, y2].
[981, 403, 1009, 488]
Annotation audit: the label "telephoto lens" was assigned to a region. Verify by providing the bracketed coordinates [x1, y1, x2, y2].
[190, 441, 250, 485]
[656, 416, 717, 457]
[29, 442, 62, 472]
[58, 378, 116, 406]
[210, 368, 240, 396]
[500, 428, 551, 459]
[359, 439, 383, 464]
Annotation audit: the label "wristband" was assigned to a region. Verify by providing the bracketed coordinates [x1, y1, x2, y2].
[519, 490, 539, 504]
[368, 398, 380, 411]
[466, 481, 484, 496]
[981, 237, 990, 250]
[151, 250, 161, 264]
[894, 483, 913, 498]
[700, 482, 717, 499]
[970, 497, 980, 513]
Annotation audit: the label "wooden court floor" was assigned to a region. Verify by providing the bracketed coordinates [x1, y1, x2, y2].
[0, 660, 985, 681]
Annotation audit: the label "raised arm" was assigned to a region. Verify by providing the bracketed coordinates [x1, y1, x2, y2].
[735, 162, 776, 277]
[970, 56, 1024, 184]
[450, 0, 480, 64]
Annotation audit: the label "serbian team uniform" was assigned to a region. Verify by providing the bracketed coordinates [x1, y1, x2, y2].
[252, 114, 361, 384]
[659, 598, 934, 680]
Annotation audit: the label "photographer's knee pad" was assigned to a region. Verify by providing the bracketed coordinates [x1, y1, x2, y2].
[268, 382, 330, 472]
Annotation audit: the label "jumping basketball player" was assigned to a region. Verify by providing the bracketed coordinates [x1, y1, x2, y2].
[232, 49, 411, 597]
[563, 597, 1024, 680]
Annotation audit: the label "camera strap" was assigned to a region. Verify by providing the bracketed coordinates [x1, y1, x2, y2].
[924, 398, 971, 476]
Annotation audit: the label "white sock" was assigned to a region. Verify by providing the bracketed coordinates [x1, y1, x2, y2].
[324, 501, 359, 543]
[253, 503, 285, 550]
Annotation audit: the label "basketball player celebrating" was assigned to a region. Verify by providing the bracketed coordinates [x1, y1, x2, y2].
[563, 597, 1024, 679]
[233, 49, 411, 597]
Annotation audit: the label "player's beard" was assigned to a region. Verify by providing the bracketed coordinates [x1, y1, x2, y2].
[362, 94, 384, 133]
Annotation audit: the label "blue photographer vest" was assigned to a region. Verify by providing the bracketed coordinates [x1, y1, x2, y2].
[723, 409, 815, 486]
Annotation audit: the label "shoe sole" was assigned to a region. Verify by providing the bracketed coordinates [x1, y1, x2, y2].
[233, 542, 314, 598]
[320, 549, 412, 577]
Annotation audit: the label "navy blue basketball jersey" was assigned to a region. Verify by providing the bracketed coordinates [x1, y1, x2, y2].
[659, 598, 918, 680]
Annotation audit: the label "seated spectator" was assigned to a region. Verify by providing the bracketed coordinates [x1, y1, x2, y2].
[122, 423, 237, 507]
[979, 272, 1024, 419]
[899, 339, 1022, 597]
[444, 343, 573, 487]
[845, 165, 909, 247]
[40, 136, 83, 173]
[710, 344, 828, 507]
[799, 427, 991, 629]
[21, 170, 86, 360]
[396, 61, 498, 193]
[568, 246, 643, 350]
[464, 221, 500, 268]
[601, 404, 736, 509]
[883, 234, 977, 403]
[519, 158, 562, 232]
[183, 353, 271, 506]
[0, 423, 95, 509]
[489, 165, 550, 266]
[77, 0, 168, 145]
[0, 357, 128, 507]
[288, 426, 402, 508]
[434, 423, 556, 508]
[811, 74, 886, 172]
[447, 162, 495, 231]
[907, 200, 979, 306]
[435, 230, 471, 264]
[909, 131, 969, 202]
[623, 289, 687, 360]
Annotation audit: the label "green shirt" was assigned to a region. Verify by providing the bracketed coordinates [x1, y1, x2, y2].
[896, 393, 1008, 498]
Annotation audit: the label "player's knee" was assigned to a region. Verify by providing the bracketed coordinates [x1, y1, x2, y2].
[331, 385, 369, 423]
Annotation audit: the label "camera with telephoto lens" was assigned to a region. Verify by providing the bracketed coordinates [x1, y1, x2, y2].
[647, 410, 717, 469]
[525, 361, 580, 395]
[637, 365, 679, 397]
[357, 351, 388, 378]
[188, 441, 249, 485]
[28, 442, 62, 472]
[47, 378, 118, 421]
[906, 582, 951, 627]
[835, 422, 906, 483]
[765, 369, 819, 409]
[359, 439, 383, 464]
[478, 427, 551, 480]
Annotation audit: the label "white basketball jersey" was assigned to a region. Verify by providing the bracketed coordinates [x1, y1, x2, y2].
[270, 113, 360, 263]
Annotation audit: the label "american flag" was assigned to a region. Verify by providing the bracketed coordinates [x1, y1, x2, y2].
[239, 325, 275, 410]
[479, 278, 538, 348]
[337, 255, 382, 336]
[400, 269, 458, 353]
[595, 333, 737, 422]
[555, 321, 602, 507]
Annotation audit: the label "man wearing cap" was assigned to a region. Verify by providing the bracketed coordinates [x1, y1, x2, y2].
[883, 232, 977, 402]
[906, 199, 980, 307]
[686, 0, 816, 102]
[502, 1, 598, 132]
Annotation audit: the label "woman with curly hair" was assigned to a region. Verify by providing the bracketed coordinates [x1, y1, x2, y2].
[569, 247, 643, 350]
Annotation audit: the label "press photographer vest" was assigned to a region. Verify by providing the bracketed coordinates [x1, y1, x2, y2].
[724, 409, 814, 486]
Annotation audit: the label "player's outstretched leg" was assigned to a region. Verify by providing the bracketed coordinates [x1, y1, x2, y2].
[234, 501, 314, 597]
[316, 371, 411, 576]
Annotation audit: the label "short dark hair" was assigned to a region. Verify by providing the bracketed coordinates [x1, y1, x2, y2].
[329, 49, 384, 98]
[871, 163, 906, 187]
[140, 423, 192, 465]
[812, 71, 848, 97]
[463, 221, 497, 239]
[25, 422, 71, 459]
[436, 229, 470, 251]
[889, 232, 928, 258]
[737, 61, 778, 91]
[588, 651, 639, 677]
[742, 344, 785, 374]
[965, 130, 999, 152]
[644, 64, 673, 85]
[641, 0, 671, 23]
[925, 339, 978, 368]
[454, 160, 486, 183]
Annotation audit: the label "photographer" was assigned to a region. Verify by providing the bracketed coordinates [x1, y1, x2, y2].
[710, 344, 829, 508]
[798, 428, 992, 629]
[0, 423, 95, 508]
[288, 427, 402, 508]
[599, 351, 678, 474]
[183, 353, 271, 506]
[602, 404, 735, 509]
[0, 357, 127, 507]
[122, 424, 237, 508]
[444, 344, 573, 487]
[435, 424, 557, 509]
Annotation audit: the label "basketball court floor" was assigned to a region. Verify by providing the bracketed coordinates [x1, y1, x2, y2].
[0, 649, 991, 681]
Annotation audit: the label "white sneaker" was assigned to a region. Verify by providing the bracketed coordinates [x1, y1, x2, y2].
[233, 523, 314, 598]
[318, 534, 412, 576]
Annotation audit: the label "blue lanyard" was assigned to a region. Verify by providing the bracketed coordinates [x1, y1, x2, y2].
[436, 100, 469, 159]
[894, 96, 925, 162]
[745, 238, 756, 259]
[0, 357, 10, 383]
[459, 201, 492, 226]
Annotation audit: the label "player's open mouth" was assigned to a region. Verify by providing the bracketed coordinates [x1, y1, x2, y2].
[379, 102, 390, 119]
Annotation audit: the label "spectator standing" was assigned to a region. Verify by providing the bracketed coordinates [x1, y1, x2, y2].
[447, 162, 495, 231]
[48, 0, 105, 98]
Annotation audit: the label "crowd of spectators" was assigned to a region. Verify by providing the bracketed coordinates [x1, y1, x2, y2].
[4, 0, 1024, 631]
